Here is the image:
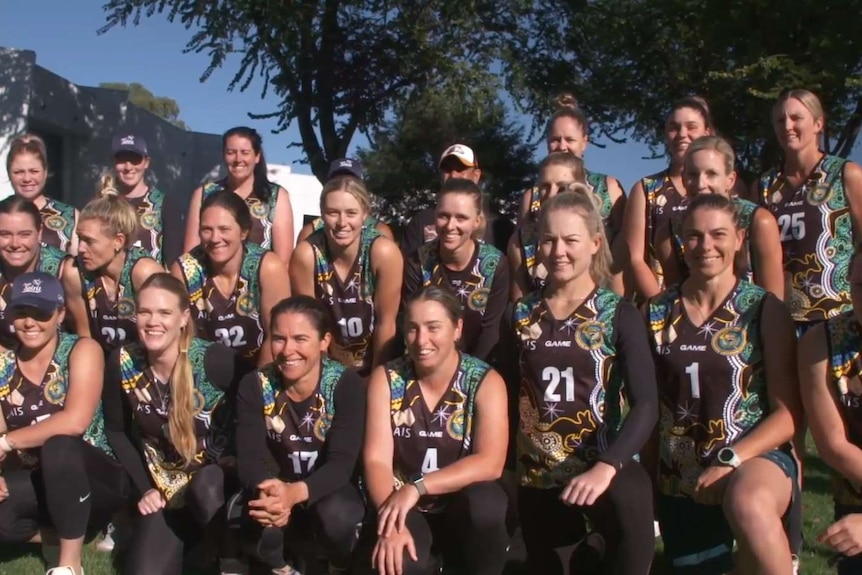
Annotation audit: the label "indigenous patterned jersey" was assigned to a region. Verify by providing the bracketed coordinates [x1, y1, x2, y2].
[824, 311, 862, 505]
[414, 240, 503, 352]
[39, 198, 76, 253]
[126, 188, 166, 263]
[178, 243, 265, 373]
[0, 333, 113, 464]
[118, 338, 230, 504]
[641, 169, 689, 292]
[758, 155, 852, 322]
[79, 246, 151, 352]
[647, 281, 770, 497]
[0, 245, 66, 348]
[670, 197, 759, 284]
[307, 226, 380, 375]
[514, 288, 626, 488]
[257, 357, 346, 481]
[202, 182, 280, 250]
[387, 353, 489, 510]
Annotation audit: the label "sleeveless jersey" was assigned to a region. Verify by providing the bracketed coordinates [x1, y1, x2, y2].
[178, 243, 265, 373]
[0, 333, 113, 465]
[642, 169, 689, 291]
[307, 226, 380, 375]
[387, 353, 489, 509]
[79, 246, 150, 352]
[670, 197, 758, 283]
[119, 338, 229, 504]
[415, 240, 503, 351]
[38, 198, 76, 253]
[824, 311, 862, 505]
[257, 357, 346, 481]
[203, 181, 279, 250]
[0, 244, 66, 348]
[758, 155, 852, 322]
[647, 281, 770, 497]
[513, 288, 626, 488]
[126, 188, 166, 263]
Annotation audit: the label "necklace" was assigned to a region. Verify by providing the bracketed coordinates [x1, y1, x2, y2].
[149, 372, 170, 415]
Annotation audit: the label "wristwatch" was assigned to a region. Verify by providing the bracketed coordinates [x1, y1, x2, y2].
[716, 447, 741, 468]
[410, 473, 428, 496]
[0, 434, 12, 454]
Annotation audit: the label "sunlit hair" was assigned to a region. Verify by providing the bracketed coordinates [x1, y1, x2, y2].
[138, 273, 198, 467]
[404, 285, 463, 329]
[774, 88, 825, 124]
[320, 175, 371, 215]
[269, 295, 332, 340]
[200, 189, 252, 234]
[669, 96, 714, 132]
[538, 185, 612, 287]
[0, 195, 42, 231]
[80, 174, 139, 248]
[438, 177, 483, 213]
[222, 126, 271, 205]
[6, 133, 48, 176]
[685, 136, 736, 177]
[681, 193, 740, 231]
[538, 152, 587, 184]
[546, 93, 588, 139]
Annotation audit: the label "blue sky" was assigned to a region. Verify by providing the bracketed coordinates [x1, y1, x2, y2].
[3, 2, 856, 191]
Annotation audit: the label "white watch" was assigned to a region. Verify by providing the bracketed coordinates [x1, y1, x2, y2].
[0, 434, 13, 453]
[716, 447, 741, 468]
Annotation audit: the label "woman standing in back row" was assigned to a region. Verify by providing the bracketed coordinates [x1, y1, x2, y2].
[756, 89, 862, 332]
[184, 127, 295, 266]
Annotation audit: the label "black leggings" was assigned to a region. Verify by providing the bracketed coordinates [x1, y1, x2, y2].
[388, 481, 509, 575]
[247, 483, 365, 570]
[124, 464, 231, 575]
[519, 462, 655, 575]
[0, 435, 129, 542]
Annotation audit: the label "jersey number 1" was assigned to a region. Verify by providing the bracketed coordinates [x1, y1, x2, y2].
[685, 362, 701, 399]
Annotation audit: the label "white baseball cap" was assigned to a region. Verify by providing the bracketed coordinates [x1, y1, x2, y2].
[438, 144, 478, 169]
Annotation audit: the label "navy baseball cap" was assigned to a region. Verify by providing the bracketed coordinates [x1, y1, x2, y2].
[327, 158, 364, 180]
[9, 272, 64, 314]
[112, 134, 148, 157]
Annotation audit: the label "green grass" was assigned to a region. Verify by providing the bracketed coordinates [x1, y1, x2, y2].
[0, 437, 843, 574]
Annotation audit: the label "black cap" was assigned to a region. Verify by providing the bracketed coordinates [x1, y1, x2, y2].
[9, 272, 64, 314]
[327, 158, 364, 180]
[112, 134, 148, 157]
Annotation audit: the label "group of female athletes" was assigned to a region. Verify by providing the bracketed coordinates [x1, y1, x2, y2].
[1, 86, 862, 575]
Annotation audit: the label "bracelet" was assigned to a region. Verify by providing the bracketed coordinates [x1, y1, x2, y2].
[0, 434, 12, 454]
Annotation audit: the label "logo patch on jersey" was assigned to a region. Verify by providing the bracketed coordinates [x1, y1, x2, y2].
[467, 288, 490, 311]
[655, 195, 668, 207]
[806, 183, 832, 206]
[248, 199, 268, 219]
[519, 322, 542, 341]
[446, 409, 466, 440]
[575, 320, 604, 351]
[45, 215, 67, 231]
[711, 326, 747, 356]
[314, 413, 332, 441]
[43, 378, 65, 405]
[140, 211, 158, 230]
[117, 297, 136, 319]
[236, 292, 255, 316]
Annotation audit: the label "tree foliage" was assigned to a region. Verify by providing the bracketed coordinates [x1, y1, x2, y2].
[100, 0, 527, 180]
[99, 81, 188, 130]
[359, 75, 536, 225]
[507, 0, 862, 175]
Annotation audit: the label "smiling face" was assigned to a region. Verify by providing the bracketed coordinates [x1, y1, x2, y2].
[684, 149, 737, 198]
[11, 305, 63, 350]
[322, 190, 367, 249]
[199, 205, 247, 265]
[270, 311, 331, 383]
[547, 116, 587, 157]
[773, 97, 823, 155]
[404, 299, 462, 369]
[666, 106, 710, 164]
[8, 152, 46, 201]
[114, 151, 150, 190]
[539, 207, 600, 285]
[223, 135, 261, 183]
[435, 191, 481, 253]
[136, 286, 189, 356]
[681, 206, 743, 281]
[0, 212, 41, 272]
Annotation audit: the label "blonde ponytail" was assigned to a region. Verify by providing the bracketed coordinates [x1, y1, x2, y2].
[80, 175, 138, 248]
[168, 322, 198, 467]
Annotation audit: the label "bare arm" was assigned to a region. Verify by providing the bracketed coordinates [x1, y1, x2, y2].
[843, 162, 862, 239]
[61, 258, 91, 338]
[6, 338, 104, 449]
[506, 232, 526, 302]
[800, 323, 862, 483]
[750, 207, 785, 300]
[258, 251, 291, 366]
[271, 187, 294, 268]
[729, 295, 801, 462]
[655, 221, 683, 288]
[371, 238, 404, 368]
[516, 188, 533, 227]
[375, 221, 395, 241]
[422, 370, 508, 495]
[131, 258, 167, 291]
[606, 177, 627, 294]
[69, 209, 80, 256]
[288, 241, 316, 297]
[182, 186, 204, 253]
[363, 365, 397, 509]
[623, 181, 661, 298]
